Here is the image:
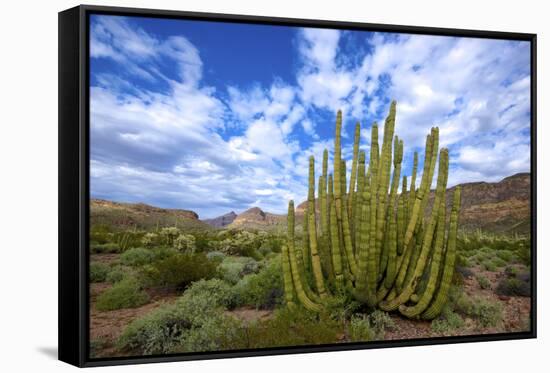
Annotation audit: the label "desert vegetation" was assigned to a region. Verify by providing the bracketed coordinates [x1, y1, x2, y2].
[89, 104, 531, 358]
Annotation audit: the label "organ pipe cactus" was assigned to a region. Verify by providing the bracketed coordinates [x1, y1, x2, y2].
[282, 101, 461, 320]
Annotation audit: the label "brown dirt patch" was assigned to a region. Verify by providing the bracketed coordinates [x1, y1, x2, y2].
[89, 283, 179, 358]
[90, 253, 120, 266]
[384, 265, 531, 340]
[225, 307, 273, 323]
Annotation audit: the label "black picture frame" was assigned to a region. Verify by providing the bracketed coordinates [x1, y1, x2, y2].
[59, 4, 537, 368]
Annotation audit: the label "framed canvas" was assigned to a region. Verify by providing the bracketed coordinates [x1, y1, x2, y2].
[58, 4, 537, 367]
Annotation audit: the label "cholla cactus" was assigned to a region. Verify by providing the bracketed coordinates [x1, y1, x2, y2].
[160, 227, 180, 245]
[174, 233, 196, 253]
[141, 232, 159, 247]
[281, 102, 461, 319]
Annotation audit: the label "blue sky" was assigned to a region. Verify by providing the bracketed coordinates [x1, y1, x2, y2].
[89, 15, 531, 218]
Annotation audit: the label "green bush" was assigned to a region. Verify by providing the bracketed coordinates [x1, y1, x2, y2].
[117, 280, 239, 355]
[491, 257, 507, 268]
[232, 258, 283, 309]
[90, 242, 120, 254]
[496, 249, 516, 263]
[431, 306, 465, 334]
[349, 315, 373, 342]
[206, 250, 226, 262]
[504, 265, 520, 277]
[243, 307, 342, 349]
[106, 265, 132, 284]
[151, 246, 178, 261]
[141, 253, 216, 290]
[217, 256, 259, 285]
[90, 262, 110, 283]
[183, 279, 234, 309]
[120, 247, 155, 267]
[96, 278, 150, 311]
[367, 310, 396, 340]
[454, 295, 503, 328]
[476, 275, 491, 290]
[495, 277, 530, 297]
[482, 260, 498, 272]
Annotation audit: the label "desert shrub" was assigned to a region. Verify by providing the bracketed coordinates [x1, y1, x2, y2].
[244, 307, 342, 349]
[431, 306, 465, 334]
[174, 234, 196, 253]
[482, 260, 498, 272]
[496, 249, 516, 263]
[151, 246, 178, 261]
[491, 257, 507, 268]
[106, 265, 133, 284]
[96, 278, 150, 311]
[90, 242, 120, 254]
[192, 232, 213, 252]
[367, 310, 396, 340]
[217, 256, 259, 285]
[232, 259, 283, 309]
[117, 280, 239, 354]
[120, 247, 155, 267]
[495, 277, 530, 297]
[476, 275, 491, 290]
[349, 315, 373, 342]
[141, 253, 216, 290]
[141, 232, 159, 247]
[183, 279, 234, 309]
[324, 294, 361, 321]
[454, 295, 503, 328]
[90, 224, 114, 244]
[504, 265, 520, 277]
[206, 250, 225, 262]
[90, 262, 110, 283]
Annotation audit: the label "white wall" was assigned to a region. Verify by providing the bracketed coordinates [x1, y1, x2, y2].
[0, 0, 546, 371]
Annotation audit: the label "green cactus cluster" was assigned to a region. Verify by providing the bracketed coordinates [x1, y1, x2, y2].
[281, 101, 462, 319]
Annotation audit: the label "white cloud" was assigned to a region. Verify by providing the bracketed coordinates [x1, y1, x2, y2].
[90, 16, 531, 218]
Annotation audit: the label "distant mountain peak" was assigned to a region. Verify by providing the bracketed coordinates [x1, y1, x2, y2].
[202, 211, 238, 228]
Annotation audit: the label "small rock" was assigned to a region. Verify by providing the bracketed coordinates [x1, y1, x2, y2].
[498, 295, 511, 301]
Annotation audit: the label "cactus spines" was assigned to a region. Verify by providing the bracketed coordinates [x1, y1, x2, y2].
[422, 186, 461, 320]
[283, 103, 459, 320]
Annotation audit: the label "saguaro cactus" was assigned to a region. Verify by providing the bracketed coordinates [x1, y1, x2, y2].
[282, 102, 460, 320]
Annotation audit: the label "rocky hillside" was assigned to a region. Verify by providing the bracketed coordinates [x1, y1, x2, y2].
[90, 199, 210, 231]
[92, 173, 531, 235]
[202, 211, 237, 228]
[228, 207, 286, 231]
[445, 172, 530, 234]
[236, 173, 531, 235]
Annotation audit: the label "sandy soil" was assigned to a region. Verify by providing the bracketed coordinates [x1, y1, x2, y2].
[384, 265, 531, 340]
[89, 264, 530, 357]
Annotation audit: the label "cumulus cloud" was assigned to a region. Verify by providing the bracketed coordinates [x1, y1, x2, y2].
[90, 15, 531, 218]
